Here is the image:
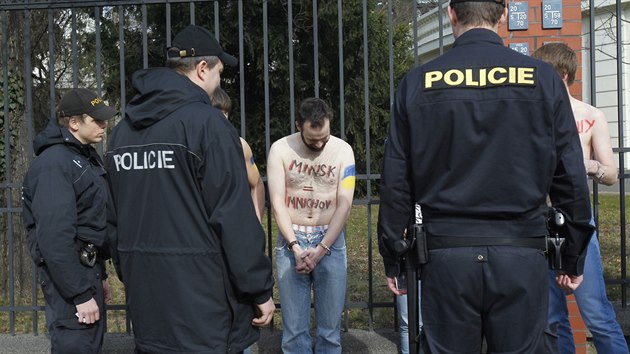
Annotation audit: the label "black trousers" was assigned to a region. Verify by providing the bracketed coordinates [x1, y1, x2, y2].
[419, 246, 558, 354]
[39, 266, 105, 354]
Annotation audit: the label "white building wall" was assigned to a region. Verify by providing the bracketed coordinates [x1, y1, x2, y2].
[582, 0, 630, 169]
[414, 1, 629, 169]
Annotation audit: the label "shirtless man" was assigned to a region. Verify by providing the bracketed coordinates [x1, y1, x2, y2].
[267, 97, 355, 354]
[211, 87, 265, 221]
[533, 42, 626, 354]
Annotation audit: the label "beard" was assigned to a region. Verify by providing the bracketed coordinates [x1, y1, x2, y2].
[301, 132, 327, 152]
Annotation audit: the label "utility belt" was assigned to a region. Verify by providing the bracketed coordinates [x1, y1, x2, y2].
[395, 209, 564, 269]
[397, 223, 549, 268]
[423, 208, 568, 270]
[427, 235, 548, 250]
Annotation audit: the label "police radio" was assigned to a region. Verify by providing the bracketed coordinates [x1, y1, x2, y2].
[547, 208, 566, 270]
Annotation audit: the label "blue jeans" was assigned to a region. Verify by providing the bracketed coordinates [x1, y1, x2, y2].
[548, 220, 628, 354]
[276, 229, 347, 354]
[396, 283, 422, 354]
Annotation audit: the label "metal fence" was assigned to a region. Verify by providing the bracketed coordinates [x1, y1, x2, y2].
[0, 0, 411, 335]
[1, 0, 628, 337]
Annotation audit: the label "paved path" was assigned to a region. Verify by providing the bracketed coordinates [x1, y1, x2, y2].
[0, 328, 400, 354]
[3, 301, 630, 353]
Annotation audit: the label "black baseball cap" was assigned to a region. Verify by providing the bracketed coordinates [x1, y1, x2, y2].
[58, 88, 118, 121]
[167, 25, 238, 67]
[450, 0, 505, 5]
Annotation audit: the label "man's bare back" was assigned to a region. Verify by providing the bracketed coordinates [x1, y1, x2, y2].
[569, 96, 617, 186]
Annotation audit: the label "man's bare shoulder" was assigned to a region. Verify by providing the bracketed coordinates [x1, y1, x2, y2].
[269, 133, 299, 157]
[571, 97, 606, 122]
[239, 138, 253, 158]
[269, 135, 289, 153]
[328, 135, 353, 152]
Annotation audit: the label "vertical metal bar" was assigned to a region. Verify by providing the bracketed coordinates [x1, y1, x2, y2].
[190, 1, 195, 25]
[95, 7, 106, 156]
[288, 0, 295, 133]
[72, 9, 78, 87]
[332, 0, 347, 327]
[261, 1, 273, 332]
[586, 0, 605, 306]
[48, 9, 55, 116]
[17, 8, 33, 335]
[142, 4, 148, 69]
[2, 8, 12, 336]
[588, 0, 599, 259]
[615, 0, 627, 306]
[337, 0, 345, 141]
[95, 7, 102, 96]
[362, 0, 373, 331]
[386, 0, 396, 332]
[117, 6, 130, 333]
[118, 6, 126, 119]
[42, 8, 55, 334]
[438, 0, 444, 54]
[93, 4, 107, 328]
[263, 0, 271, 155]
[238, 0, 246, 139]
[92, 6, 106, 330]
[413, 2, 419, 66]
[313, 0, 319, 98]
[166, 3, 172, 47]
[387, 0, 394, 110]
[214, 1, 220, 37]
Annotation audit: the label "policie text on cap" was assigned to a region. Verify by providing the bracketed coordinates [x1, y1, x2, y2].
[58, 88, 118, 121]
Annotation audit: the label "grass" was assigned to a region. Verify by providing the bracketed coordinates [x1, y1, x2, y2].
[592, 193, 630, 299]
[2, 194, 630, 335]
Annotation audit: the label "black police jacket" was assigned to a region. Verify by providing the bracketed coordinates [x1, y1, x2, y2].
[22, 118, 109, 305]
[105, 67, 274, 354]
[378, 29, 594, 278]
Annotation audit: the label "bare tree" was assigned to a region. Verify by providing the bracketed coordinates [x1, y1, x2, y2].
[0, 8, 89, 304]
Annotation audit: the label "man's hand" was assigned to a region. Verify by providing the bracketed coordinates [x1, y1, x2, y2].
[297, 246, 327, 273]
[555, 273, 584, 294]
[75, 297, 100, 324]
[252, 297, 275, 327]
[292, 246, 311, 274]
[103, 280, 111, 304]
[387, 276, 406, 296]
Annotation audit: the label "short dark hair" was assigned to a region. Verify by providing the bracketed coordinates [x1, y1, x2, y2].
[532, 42, 577, 86]
[211, 87, 232, 115]
[57, 114, 86, 128]
[165, 55, 220, 75]
[297, 97, 333, 129]
[450, 2, 504, 27]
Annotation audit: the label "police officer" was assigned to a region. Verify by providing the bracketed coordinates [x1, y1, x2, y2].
[377, 0, 594, 352]
[105, 25, 274, 353]
[22, 88, 118, 353]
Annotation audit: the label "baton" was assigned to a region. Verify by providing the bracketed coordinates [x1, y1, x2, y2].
[395, 204, 423, 354]
[405, 246, 420, 354]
